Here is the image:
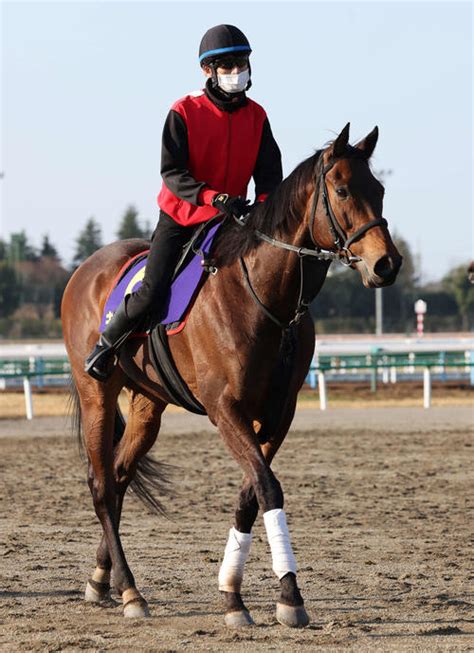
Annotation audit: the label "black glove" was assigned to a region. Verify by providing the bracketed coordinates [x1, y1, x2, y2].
[212, 193, 250, 219]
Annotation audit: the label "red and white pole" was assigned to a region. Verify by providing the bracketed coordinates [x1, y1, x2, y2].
[417, 312, 424, 337]
[414, 299, 427, 338]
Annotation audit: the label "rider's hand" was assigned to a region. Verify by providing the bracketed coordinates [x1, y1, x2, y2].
[212, 193, 250, 219]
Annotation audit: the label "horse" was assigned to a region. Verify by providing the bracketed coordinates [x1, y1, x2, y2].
[62, 123, 402, 628]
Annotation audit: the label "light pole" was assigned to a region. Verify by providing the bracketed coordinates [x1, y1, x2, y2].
[0, 171, 4, 239]
[373, 169, 392, 338]
[375, 288, 383, 336]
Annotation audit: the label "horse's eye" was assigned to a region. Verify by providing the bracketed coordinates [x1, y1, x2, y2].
[336, 187, 349, 199]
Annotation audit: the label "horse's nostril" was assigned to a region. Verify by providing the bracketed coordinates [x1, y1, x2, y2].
[374, 255, 395, 279]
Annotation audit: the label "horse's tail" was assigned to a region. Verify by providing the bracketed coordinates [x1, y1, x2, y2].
[258, 326, 298, 444]
[69, 377, 172, 516]
[113, 408, 173, 516]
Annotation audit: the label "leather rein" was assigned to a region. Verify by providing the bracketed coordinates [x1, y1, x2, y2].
[237, 151, 388, 330]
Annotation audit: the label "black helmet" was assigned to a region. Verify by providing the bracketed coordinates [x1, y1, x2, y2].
[199, 24, 252, 66]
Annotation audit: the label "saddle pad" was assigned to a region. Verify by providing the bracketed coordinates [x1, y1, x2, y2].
[100, 221, 221, 333]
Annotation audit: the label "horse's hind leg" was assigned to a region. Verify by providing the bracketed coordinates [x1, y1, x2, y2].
[79, 378, 151, 618]
[85, 460, 128, 606]
[85, 387, 167, 615]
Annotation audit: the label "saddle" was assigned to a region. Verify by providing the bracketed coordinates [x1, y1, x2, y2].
[100, 218, 223, 414]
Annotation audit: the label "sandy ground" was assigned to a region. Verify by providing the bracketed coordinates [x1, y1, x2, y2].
[0, 405, 473, 652]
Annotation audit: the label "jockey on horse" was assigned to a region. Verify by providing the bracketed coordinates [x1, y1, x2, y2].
[85, 24, 283, 381]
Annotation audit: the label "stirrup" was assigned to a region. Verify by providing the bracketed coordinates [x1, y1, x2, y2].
[84, 342, 117, 382]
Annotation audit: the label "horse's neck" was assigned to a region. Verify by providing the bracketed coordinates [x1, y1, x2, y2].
[241, 220, 327, 325]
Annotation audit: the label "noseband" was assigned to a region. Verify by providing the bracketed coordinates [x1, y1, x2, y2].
[235, 150, 389, 329]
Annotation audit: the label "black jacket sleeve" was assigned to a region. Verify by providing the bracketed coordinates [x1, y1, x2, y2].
[253, 118, 283, 197]
[160, 110, 208, 205]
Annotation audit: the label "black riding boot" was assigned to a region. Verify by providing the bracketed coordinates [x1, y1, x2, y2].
[84, 300, 136, 382]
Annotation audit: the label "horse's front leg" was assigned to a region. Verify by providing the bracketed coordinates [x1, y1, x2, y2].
[214, 397, 309, 628]
[218, 480, 256, 627]
[221, 476, 308, 628]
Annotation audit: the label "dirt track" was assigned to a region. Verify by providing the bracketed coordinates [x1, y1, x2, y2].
[1, 406, 473, 652]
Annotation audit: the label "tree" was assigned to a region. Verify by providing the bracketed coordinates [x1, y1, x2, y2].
[381, 234, 418, 332]
[73, 218, 103, 266]
[8, 231, 38, 262]
[391, 233, 417, 288]
[40, 234, 59, 260]
[442, 264, 474, 331]
[116, 205, 145, 240]
[0, 262, 23, 317]
[142, 219, 153, 240]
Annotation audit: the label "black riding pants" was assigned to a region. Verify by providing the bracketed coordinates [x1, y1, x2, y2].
[125, 210, 196, 322]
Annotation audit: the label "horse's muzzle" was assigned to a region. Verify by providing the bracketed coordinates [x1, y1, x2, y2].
[362, 253, 403, 288]
[374, 254, 402, 283]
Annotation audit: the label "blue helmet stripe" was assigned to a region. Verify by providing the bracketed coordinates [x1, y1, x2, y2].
[199, 45, 251, 62]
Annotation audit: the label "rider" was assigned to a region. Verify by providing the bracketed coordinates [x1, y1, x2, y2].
[85, 24, 283, 381]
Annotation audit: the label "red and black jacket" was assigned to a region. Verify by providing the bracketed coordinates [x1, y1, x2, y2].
[158, 82, 283, 226]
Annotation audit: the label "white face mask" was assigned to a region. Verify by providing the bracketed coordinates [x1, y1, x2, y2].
[217, 69, 250, 94]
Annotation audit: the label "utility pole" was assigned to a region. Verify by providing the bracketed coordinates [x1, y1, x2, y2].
[375, 288, 383, 336]
[0, 171, 4, 239]
[373, 168, 392, 337]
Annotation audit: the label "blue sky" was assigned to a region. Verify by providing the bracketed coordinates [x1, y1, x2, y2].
[1, 1, 472, 282]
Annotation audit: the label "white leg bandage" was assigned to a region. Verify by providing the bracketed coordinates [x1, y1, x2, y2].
[263, 509, 297, 579]
[218, 527, 252, 593]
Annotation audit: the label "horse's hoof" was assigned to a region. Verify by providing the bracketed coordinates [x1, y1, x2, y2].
[122, 588, 150, 618]
[276, 602, 310, 628]
[85, 580, 112, 604]
[123, 598, 150, 618]
[224, 610, 255, 628]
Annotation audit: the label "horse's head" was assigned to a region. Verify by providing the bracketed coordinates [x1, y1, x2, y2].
[308, 123, 402, 288]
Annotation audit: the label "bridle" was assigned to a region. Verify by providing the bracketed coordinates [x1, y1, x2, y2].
[236, 150, 388, 329]
[308, 152, 387, 265]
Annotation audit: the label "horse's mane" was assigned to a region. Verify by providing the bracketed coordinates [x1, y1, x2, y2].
[214, 150, 323, 266]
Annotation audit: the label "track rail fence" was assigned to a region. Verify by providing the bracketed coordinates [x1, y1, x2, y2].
[1, 349, 473, 419]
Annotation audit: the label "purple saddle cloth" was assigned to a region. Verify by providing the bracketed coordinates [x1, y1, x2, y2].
[99, 221, 221, 333]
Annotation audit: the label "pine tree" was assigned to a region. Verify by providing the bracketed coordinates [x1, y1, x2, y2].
[73, 218, 103, 266]
[9, 231, 38, 262]
[142, 219, 153, 240]
[116, 205, 145, 240]
[442, 264, 474, 331]
[40, 234, 59, 260]
[0, 262, 22, 317]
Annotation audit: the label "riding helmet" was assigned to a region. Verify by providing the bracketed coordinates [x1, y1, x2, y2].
[199, 24, 252, 65]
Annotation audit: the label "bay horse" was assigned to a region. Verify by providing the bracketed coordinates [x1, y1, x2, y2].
[62, 123, 402, 628]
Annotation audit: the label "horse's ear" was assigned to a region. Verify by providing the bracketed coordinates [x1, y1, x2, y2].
[332, 122, 350, 157]
[356, 126, 379, 159]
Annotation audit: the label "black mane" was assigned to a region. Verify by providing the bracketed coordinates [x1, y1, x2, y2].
[214, 150, 323, 266]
